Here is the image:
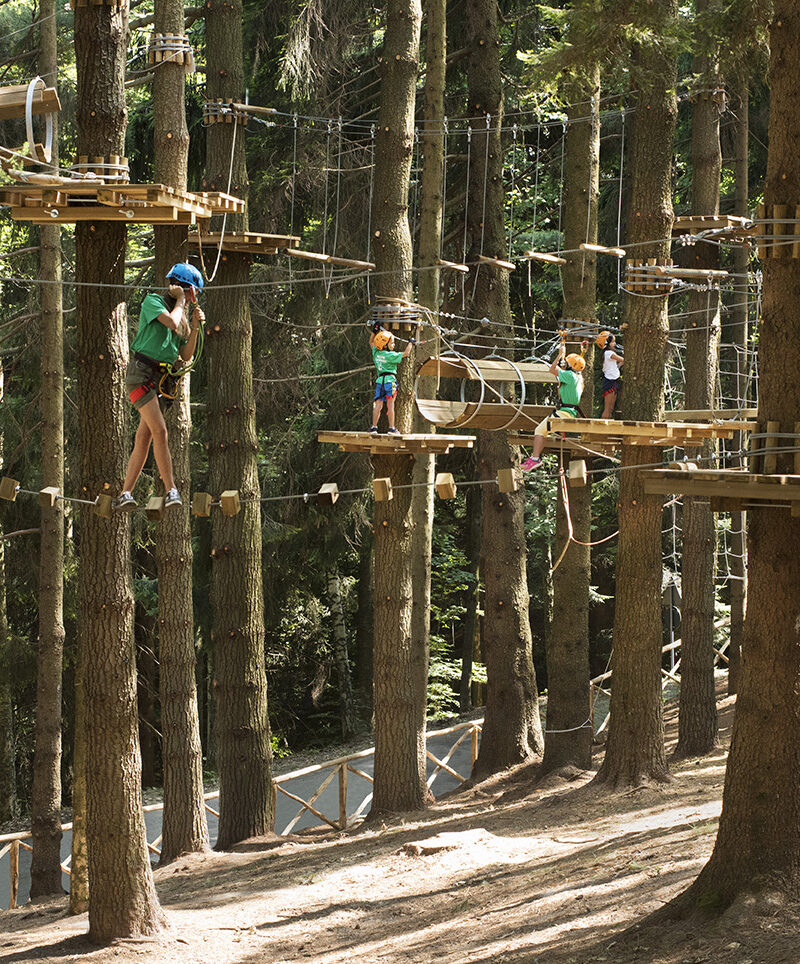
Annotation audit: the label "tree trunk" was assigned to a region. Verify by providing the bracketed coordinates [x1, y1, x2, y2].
[728, 80, 749, 697]
[675, 16, 721, 758]
[68, 648, 89, 914]
[543, 46, 600, 775]
[595, 4, 678, 788]
[30, 0, 65, 899]
[326, 569, 356, 739]
[153, 0, 209, 864]
[459, 482, 481, 712]
[205, 0, 273, 849]
[0, 372, 16, 824]
[74, 0, 166, 938]
[355, 533, 374, 712]
[680, 3, 800, 907]
[369, 0, 426, 816]
[409, 0, 446, 770]
[467, 0, 543, 780]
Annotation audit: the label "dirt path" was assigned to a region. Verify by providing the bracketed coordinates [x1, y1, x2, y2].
[2, 681, 798, 964]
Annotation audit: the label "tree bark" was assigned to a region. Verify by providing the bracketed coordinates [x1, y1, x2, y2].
[369, 0, 426, 816]
[74, 0, 166, 938]
[459, 482, 481, 712]
[409, 0, 446, 770]
[467, 0, 543, 780]
[326, 569, 356, 739]
[676, 12, 721, 758]
[595, 2, 678, 788]
[679, 3, 800, 907]
[205, 0, 273, 849]
[727, 79, 749, 697]
[153, 0, 209, 864]
[68, 647, 89, 914]
[30, 0, 65, 898]
[543, 43, 600, 775]
[0, 371, 16, 824]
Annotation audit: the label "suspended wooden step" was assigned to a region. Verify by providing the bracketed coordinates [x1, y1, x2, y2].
[0, 80, 60, 121]
[544, 417, 758, 448]
[416, 355, 557, 384]
[285, 248, 331, 263]
[328, 255, 376, 270]
[579, 242, 626, 258]
[624, 259, 675, 294]
[187, 229, 300, 256]
[641, 468, 800, 515]
[317, 431, 475, 455]
[522, 250, 566, 266]
[0, 182, 244, 225]
[476, 254, 515, 271]
[654, 265, 730, 281]
[435, 258, 469, 274]
[416, 398, 552, 431]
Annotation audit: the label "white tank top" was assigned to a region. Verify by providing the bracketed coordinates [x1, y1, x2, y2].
[603, 350, 621, 380]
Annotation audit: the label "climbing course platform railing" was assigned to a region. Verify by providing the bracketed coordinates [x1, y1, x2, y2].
[0, 718, 483, 910]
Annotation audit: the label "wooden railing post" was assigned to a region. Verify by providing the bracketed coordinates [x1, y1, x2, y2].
[338, 763, 348, 830]
[271, 782, 277, 833]
[9, 840, 18, 909]
[471, 724, 479, 766]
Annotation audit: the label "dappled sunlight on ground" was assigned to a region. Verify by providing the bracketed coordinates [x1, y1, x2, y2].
[3, 679, 799, 963]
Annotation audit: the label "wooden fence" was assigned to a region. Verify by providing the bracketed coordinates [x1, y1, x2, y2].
[0, 717, 483, 910]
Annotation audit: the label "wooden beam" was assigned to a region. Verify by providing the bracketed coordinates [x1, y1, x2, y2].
[579, 242, 626, 258]
[476, 254, 515, 271]
[522, 250, 566, 266]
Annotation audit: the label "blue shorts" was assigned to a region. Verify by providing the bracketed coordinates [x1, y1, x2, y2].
[374, 376, 397, 401]
[602, 376, 620, 396]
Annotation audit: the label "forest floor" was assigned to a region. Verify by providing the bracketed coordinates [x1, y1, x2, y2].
[3, 678, 799, 964]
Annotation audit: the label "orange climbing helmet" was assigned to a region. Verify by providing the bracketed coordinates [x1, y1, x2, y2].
[595, 330, 612, 349]
[566, 353, 586, 372]
[373, 330, 393, 350]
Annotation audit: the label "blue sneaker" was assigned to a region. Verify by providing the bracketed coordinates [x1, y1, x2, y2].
[165, 488, 182, 508]
[113, 491, 137, 512]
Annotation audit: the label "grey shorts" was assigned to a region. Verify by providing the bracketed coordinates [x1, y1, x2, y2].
[125, 356, 158, 410]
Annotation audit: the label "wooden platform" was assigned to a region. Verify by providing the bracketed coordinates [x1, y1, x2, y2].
[317, 431, 475, 455]
[417, 356, 556, 384]
[664, 409, 758, 422]
[642, 468, 800, 513]
[186, 229, 300, 256]
[672, 214, 751, 235]
[0, 182, 245, 224]
[544, 417, 757, 447]
[507, 433, 618, 457]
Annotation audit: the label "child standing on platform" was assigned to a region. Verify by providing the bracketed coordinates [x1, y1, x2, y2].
[369, 327, 414, 435]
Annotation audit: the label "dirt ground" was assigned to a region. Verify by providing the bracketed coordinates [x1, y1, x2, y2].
[2, 680, 799, 964]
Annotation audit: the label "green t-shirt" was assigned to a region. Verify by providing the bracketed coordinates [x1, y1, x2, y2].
[372, 345, 404, 379]
[131, 293, 185, 365]
[557, 368, 583, 408]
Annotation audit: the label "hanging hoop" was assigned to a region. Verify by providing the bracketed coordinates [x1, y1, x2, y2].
[25, 77, 54, 164]
[483, 353, 527, 431]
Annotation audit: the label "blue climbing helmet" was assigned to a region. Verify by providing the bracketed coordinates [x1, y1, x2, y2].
[166, 262, 204, 293]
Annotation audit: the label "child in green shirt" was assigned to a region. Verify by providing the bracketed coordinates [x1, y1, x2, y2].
[369, 327, 413, 434]
[522, 341, 588, 470]
[115, 263, 205, 511]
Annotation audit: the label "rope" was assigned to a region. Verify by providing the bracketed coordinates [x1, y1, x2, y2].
[366, 125, 375, 303]
[616, 108, 626, 290]
[508, 124, 517, 261]
[462, 125, 472, 310]
[289, 113, 298, 292]
[196, 117, 238, 284]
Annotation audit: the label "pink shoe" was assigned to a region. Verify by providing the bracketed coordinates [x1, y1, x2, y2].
[522, 457, 542, 471]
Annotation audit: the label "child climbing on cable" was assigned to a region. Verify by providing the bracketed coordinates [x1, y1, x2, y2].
[600, 332, 624, 419]
[369, 325, 414, 435]
[522, 340, 588, 471]
[115, 263, 205, 511]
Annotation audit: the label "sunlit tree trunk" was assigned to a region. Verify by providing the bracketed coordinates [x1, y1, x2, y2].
[468, 0, 543, 780]
[595, 0, 678, 788]
[74, 0, 166, 938]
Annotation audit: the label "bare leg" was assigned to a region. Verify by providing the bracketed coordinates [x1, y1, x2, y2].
[122, 416, 153, 493]
[531, 434, 546, 460]
[385, 396, 396, 430]
[602, 391, 617, 419]
[372, 399, 383, 427]
[137, 397, 176, 491]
